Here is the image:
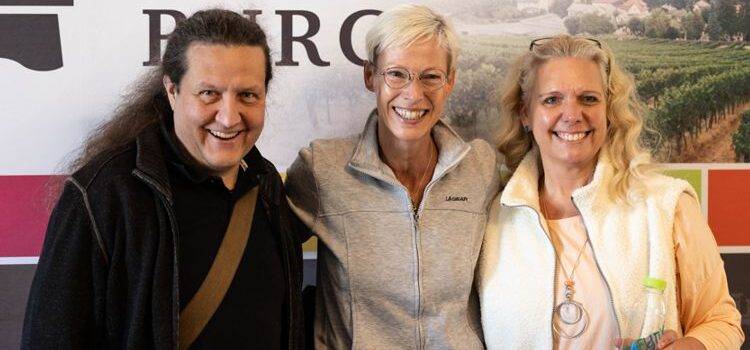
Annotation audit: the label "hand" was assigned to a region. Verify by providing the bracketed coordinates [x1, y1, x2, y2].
[657, 330, 706, 350]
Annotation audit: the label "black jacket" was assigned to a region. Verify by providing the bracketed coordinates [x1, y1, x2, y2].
[22, 123, 308, 349]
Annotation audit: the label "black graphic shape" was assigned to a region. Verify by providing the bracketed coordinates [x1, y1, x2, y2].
[0, 14, 62, 71]
[0, 0, 72, 5]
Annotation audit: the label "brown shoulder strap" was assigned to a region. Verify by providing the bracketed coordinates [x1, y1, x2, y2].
[178, 186, 259, 350]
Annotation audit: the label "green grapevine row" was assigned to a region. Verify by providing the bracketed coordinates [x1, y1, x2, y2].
[652, 67, 750, 152]
[732, 111, 750, 162]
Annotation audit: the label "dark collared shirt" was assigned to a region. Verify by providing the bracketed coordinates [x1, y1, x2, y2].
[160, 120, 285, 349]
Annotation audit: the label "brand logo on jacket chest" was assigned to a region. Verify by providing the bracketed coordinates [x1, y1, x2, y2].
[445, 196, 468, 202]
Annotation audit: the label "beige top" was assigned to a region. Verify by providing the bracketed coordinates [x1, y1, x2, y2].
[548, 214, 618, 349]
[547, 193, 744, 349]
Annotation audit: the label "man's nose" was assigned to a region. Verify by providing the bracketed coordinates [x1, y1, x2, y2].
[215, 95, 242, 127]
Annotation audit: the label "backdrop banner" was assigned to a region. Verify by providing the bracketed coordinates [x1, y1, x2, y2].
[1, 1, 748, 348]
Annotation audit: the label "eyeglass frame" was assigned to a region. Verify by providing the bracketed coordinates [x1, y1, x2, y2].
[529, 36, 604, 50]
[528, 37, 612, 78]
[374, 66, 451, 91]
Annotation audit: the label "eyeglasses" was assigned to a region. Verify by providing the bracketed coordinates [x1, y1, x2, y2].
[529, 37, 603, 50]
[377, 66, 449, 91]
[529, 37, 611, 77]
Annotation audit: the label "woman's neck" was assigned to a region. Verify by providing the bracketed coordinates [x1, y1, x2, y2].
[539, 158, 595, 220]
[378, 126, 437, 207]
[378, 129, 435, 178]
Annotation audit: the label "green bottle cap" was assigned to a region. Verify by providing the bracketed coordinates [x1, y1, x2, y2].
[642, 277, 667, 291]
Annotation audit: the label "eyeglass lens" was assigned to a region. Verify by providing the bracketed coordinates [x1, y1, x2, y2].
[382, 67, 446, 90]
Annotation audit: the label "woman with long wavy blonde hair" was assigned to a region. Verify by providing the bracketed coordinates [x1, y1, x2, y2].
[477, 35, 743, 349]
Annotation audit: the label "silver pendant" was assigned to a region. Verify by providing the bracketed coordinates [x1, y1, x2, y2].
[558, 300, 583, 324]
[552, 281, 589, 339]
[553, 294, 589, 339]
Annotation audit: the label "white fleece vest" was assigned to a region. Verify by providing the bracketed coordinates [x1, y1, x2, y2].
[478, 149, 696, 349]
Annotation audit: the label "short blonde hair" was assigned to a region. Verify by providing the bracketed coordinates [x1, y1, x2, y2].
[365, 4, 459, 72]
[497, 35, 651, 203]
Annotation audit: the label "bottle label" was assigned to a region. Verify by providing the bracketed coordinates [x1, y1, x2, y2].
[628, 329, 663, 350]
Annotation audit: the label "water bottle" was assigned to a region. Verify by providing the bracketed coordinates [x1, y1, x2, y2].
[618, 277, 667, 350]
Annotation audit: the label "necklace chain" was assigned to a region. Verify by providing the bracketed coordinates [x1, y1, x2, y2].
[541, 192, 590, 339]
[539, 191, 589, 286]
[411, 142, 435, 211]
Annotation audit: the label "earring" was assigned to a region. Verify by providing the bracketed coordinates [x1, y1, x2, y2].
[523, 124, 530, 133]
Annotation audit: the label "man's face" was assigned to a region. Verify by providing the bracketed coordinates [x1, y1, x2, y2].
[164, 43, 266, 180]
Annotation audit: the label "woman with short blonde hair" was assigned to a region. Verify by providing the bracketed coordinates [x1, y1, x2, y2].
[287, 4, 501, 349]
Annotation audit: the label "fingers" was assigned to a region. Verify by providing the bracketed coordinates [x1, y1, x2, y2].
[613, 337, 634, 348]
[657, 330, 678, 349]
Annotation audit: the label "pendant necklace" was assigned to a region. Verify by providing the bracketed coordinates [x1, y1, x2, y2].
[541, 195, 590, 339]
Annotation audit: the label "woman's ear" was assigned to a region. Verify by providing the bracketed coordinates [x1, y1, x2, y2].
[520, 104, 530, 132]
[363, 60, 376, 92]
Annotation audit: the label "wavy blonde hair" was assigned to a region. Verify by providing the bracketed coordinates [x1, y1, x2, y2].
[497, 35, 651, 203]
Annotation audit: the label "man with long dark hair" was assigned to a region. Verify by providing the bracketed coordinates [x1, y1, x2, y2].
[22, 9, 307, 349]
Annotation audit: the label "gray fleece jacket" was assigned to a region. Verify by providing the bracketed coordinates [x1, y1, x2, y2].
[286, 113, 502, 349]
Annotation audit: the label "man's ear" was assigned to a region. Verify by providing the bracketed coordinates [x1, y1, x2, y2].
[163, 75, 177, 110]
[363, 60, 375, 92]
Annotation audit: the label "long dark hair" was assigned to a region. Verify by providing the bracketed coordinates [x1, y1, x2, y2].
[66, 8, 273, 173]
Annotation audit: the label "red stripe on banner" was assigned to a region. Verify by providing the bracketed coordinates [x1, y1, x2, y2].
[0, 175, 64, 257]
[708, 170, 750, 246]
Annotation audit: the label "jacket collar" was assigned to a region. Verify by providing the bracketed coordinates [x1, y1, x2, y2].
[500, 146, 614, 211]
[347, 110, 471, 185]
[134, 123, 174, 201]
[133, 121, 271, 204]
[158, 115, 267, 184]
